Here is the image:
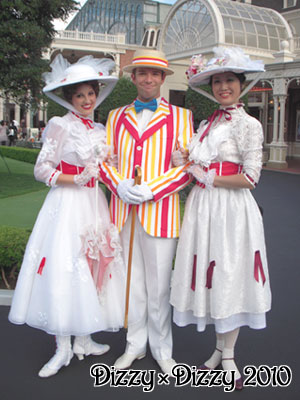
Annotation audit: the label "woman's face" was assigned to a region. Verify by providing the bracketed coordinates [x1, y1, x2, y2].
[71, 83, 97, 117]
[211, 72, 242, 107]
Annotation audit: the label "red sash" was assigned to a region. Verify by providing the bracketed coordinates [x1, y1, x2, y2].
[56, 160, 95, 187]
[196, 161, 243, 188]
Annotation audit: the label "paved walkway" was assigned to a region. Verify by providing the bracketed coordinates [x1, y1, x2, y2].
[1, 169, 299, 400]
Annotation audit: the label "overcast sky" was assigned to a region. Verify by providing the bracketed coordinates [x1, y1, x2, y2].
[54, 0, 177, 30]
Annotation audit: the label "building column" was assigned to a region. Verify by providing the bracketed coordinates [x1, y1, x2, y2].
[0, 97, 4, 121]
[267, 79, 288, 169]
[15, 104, 20, 125]
[271, 96, 279, 144]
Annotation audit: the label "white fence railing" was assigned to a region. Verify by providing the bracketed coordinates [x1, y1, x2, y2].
[55, 30, 126, 44]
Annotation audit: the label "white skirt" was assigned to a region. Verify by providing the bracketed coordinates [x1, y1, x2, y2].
[170, 185, 271, 333]
[9, 184, 125, 336]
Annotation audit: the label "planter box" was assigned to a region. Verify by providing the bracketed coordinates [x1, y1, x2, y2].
[0, 289, 14, 306]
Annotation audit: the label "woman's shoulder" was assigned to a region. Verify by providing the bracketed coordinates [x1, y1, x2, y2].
[46, 114, 69, 127]
[240, 109, 262, 129]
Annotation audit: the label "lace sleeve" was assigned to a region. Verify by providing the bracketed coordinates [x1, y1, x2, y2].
[34, 117, 66, 186]
[235, 116, 264, 186]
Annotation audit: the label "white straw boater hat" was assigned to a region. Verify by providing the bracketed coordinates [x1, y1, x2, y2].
[43, 54, 118, 112]
[186, 47, 265, 102]
[123, 49, 174, 75]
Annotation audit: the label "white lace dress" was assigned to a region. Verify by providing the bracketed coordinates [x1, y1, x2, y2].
[9, 112, 125, 336]
[170, 106, 271, 333]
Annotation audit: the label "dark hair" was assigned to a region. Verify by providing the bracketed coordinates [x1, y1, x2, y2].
[62, 80, 99, 104]
[209, 72, 246, 86]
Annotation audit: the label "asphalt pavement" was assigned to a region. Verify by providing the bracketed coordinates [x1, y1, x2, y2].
[1, 169, 299, 400]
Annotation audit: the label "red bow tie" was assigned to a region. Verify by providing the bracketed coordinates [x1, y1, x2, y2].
[199, 104, 243, 142]
[72, 112, 94, 129]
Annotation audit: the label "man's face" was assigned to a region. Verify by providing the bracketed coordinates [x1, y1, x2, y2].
[131, 67, 166, 102]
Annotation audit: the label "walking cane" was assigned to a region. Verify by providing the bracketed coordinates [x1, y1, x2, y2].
[124, 165, 142, 329]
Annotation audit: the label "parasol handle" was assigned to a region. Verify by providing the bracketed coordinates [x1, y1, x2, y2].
[124, 165, 142, 329]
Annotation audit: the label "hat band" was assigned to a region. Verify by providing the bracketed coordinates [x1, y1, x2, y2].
[132, 57, 168, 69]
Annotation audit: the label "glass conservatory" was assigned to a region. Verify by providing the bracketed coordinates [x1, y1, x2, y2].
[159, 0, 293, 60]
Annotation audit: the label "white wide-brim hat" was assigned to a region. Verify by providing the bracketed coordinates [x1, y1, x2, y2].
[123, 49, 174, 75]
[43, 54, 118, 113]
[187, 47, 265, 102]
[188, 47, 264, 86]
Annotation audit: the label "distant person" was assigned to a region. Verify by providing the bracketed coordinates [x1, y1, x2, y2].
[38, 121, 46, 141]
[0, 120, 8, 145]
[7, 121, 17, 146]
[20, 119, 27, 140]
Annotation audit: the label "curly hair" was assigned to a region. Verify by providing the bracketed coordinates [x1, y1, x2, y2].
[62, 80, 100, 104]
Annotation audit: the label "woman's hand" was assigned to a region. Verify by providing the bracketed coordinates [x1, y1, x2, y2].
[172, 147, 189, 167]
[106, 153, 118, 168]
[74, 163, 99, 186]
[187, 164, 216, 190]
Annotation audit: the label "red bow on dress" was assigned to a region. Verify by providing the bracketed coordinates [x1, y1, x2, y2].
[72, 112, 94, 129]
[199, 104, 243, 142]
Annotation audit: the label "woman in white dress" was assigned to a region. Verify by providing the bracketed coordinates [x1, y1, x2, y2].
[170, 48, 271, 390]
[9, 55, 125, 378]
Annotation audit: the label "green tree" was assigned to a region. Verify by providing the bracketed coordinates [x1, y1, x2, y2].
[185, 86, 219, 128]
[0, 0, 78, 112]
[97, 76, 138, 123]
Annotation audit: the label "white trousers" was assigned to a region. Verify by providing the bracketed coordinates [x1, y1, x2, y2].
[121, 213, 177, 361]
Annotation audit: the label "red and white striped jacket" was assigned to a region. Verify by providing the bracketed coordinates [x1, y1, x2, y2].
[100, 97, 193, 238]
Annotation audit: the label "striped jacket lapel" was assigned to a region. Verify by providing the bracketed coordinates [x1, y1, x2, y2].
[123, 103, 139, 142]
[140, 98, 170, 143]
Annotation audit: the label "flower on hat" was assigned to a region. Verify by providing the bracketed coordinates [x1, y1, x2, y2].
[186, 54, 208, 79]
[186, 47, 264, 82]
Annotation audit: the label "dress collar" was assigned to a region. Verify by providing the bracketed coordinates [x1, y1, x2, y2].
[71, 112, 94, 129]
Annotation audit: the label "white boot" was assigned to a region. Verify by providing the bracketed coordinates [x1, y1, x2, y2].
[38, 336, 73, 378]
[73, 335, 110, 360]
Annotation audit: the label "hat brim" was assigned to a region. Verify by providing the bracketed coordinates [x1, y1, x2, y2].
[123, 64, 174, 75]
[189, 66, 264, 87]
[43, 74, 117, 93]
[43, 77, 118, 113]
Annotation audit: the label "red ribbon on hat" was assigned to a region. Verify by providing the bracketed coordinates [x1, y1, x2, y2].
[199, 104, 243, 142]
[72, 112, 94, 129]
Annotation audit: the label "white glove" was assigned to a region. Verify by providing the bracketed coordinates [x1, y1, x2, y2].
[74, 163, 99, 186]
[187, 164, 216, 190]
[172, 148, 189, 167]
[127, 183, 153, 203]
[117, 179, 141, 204]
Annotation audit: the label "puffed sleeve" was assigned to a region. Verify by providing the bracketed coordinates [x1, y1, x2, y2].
[34, 117, 66, 186]
[235, 115, 264, 187]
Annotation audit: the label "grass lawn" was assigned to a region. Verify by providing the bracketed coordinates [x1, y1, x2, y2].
[0, 156, 45, 198]
[0, 156, 48, 229]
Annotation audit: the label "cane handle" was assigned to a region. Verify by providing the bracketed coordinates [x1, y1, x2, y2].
[134, 165, 142, 185]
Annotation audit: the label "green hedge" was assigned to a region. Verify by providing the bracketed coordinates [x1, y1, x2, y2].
[0, 146, 40, 164]
[0, 226, 31, 288]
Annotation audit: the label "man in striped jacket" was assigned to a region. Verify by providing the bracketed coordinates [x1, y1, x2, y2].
[100, 49, 193, 375]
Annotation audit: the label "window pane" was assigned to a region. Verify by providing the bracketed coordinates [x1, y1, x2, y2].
[256, 24, 267, 35]
[270, 38, 280, 50]
[247, 34, 257, 47]
[225, 30, 233, 43]
[258, 36, 269, 49]
[267, 25, 278, 37]
[232, 19, 243, 31]
[223, 17, 232, 29]
[244, 21, 256, 33]
[234, 31, 246, 45]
